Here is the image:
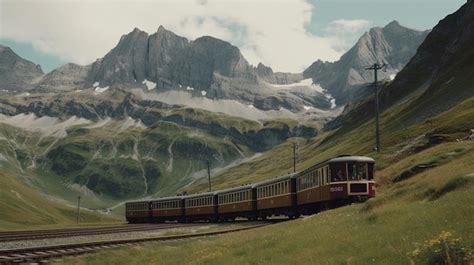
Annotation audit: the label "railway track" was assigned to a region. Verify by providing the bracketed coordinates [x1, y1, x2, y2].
[0, 223, 198, 242]
[0, 223, 268, 264]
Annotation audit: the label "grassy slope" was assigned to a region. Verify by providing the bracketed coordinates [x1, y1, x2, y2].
[58, 141, 474, 264]
[0, 169, 119, 231]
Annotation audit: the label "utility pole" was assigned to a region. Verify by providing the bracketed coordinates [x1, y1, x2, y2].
[76, 196, 81, 224]
[365, 63, 386, 152]
[207, 160, 212, 192]
[292, 142, 298, 173]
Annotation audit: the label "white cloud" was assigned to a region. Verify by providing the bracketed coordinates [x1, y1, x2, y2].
[328, 19, 372, 31]
[325, 19, 372, 52]
[0, 0, 363, 72]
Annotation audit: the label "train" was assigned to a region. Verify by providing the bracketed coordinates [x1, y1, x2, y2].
[125, 155, 376, 223]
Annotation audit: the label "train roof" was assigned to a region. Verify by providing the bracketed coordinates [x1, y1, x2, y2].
[214, 184, 253, 195]
[183, 191, 216, 199]
[299, 155, 375, 175]
[327, 156, 375, 163]
[150, 196, 183, 202]
[125, 200, 149, 205]
[252, 173, 298, 188]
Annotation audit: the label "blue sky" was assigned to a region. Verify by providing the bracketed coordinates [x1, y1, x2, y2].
[0, 0, 465, 73]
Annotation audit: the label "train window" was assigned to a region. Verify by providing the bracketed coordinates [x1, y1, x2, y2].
[359, 163, 367, 180]
[348, 163, 358, 180]
[331, 162, 347, 182]
[325, 167, 328, 184]
[368, 163, 374, 180]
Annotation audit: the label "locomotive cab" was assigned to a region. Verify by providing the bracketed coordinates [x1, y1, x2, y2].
[328, 156, 376, 202]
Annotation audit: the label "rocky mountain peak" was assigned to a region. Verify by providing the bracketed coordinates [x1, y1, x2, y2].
[0, 45, 44, 90]
[304, 21, 429, 105]
[256, 63, 274, 77]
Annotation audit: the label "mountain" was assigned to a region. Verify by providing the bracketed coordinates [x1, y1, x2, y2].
[37, 63, 90, 92]
[327, 0, 474, 130]
[0, 45, 43, 91]
[34, 26, 333, 112]
[304, 21, 429, 105]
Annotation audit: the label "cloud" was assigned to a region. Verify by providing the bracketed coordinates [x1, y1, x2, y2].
[0, 0, 361, 72]
[325, 19, 372, 52]
[328, 19, 372, 31]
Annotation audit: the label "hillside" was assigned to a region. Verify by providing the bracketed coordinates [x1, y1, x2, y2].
[0, 91, 320, 216]
[0, 168, 117, 230]
[58, 141, 474, 264]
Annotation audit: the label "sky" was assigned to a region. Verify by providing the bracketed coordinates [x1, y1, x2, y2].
[0, 0, 465, 73]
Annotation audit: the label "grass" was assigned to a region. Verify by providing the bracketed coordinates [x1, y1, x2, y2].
[0, 169, 119, 231]
[57, 142, 474, 264]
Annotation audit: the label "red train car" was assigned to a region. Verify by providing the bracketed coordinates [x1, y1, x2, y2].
[216, 185, 255, 221]
[253, 173, 299, 219]
[184, 192, 217, 222]
[125, 201, 151, 223]
[150, 196, 184, 223]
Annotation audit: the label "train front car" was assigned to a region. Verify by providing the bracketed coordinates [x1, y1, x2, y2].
[296, 156, 375, 215]
[327, 156, 376, 203]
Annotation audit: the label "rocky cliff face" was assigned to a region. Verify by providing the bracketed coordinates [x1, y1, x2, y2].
[88, 28, 149, 86]
[0, 45, 43, 90]
[146, 26, 188, 88]
[304, 21, 429, 105]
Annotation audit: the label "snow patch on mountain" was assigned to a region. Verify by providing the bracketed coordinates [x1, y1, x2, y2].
[142, 79, 157, 90]
[130, 89, 341, 123]
[94, 86, 109, 95]
[268, 78, 325, 93]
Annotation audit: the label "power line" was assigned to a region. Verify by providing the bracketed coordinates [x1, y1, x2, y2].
[365, 63, 386, 152]
[206, 160, 212, 192]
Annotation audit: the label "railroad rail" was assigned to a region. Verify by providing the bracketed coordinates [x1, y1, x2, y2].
[0, 223, 199, 242]
[0, 223, 268, 264]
